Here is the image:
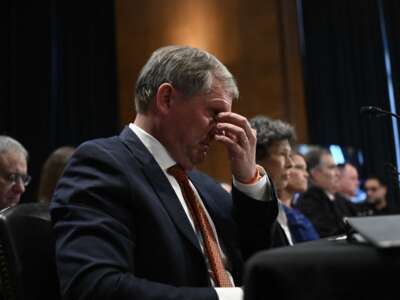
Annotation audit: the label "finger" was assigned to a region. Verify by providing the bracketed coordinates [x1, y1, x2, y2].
[215, 122, 249, 148]
[214, 133, 244, 158]
[216, 112, 255, 143]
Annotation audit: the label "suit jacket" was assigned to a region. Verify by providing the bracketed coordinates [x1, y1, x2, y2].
[334, 193, 359, 217]
[295, 186, 346, 238]
[50, 127, 278, 300]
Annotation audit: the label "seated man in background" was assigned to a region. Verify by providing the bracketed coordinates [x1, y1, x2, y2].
[335, 162, 360, 217]
[295, 148, 347, 238]
[358, 176, 392, 215]
[50, 45, 278, 300]
[38, 146, 75, 204]
[250, 115, 295, 247]
[0, 135, 30, 209]
[279, 152, 319, 243]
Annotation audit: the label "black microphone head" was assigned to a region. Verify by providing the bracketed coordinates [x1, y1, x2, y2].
[360, 106, 376, 116]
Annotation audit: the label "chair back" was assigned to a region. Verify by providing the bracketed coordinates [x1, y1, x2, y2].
[0, 203, 60, 300]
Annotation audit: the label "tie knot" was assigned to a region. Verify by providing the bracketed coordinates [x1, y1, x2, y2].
[167, 164, 186, 180]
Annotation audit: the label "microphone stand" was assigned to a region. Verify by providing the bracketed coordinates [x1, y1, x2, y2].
[360, 106, 400, 119]
[360, 106, 400, 212]
[385, 163, 400, 213]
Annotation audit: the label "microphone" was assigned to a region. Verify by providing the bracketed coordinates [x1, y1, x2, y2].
[360, 106, 400, 119]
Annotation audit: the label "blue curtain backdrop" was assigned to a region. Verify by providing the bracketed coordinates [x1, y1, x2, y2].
[299, 0, 400, 211]
[2, 1, 118, 202]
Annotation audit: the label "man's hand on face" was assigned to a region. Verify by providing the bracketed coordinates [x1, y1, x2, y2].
[214, 112, 258, 182]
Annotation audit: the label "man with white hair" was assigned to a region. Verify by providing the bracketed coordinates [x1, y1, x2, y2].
[0, 135, 30, 209]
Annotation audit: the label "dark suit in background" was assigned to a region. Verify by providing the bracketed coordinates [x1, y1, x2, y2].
[295, 186, 346, 238]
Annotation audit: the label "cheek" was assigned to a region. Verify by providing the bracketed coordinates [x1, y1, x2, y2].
[0, 183, 6, 194]
[0, 185, 10, 197]
[277, 159, 286, 172]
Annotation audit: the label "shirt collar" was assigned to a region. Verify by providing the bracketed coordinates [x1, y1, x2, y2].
[129, 123, 176, 171]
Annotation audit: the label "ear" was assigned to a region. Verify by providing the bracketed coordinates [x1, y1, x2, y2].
[310, 168, 318, 181]
[154, 83, 174, 115]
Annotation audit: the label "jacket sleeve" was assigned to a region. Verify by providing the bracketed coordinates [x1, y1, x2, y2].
[232, 179, 278, 261]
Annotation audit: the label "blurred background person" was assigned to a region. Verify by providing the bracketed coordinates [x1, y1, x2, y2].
[279, 152, 308, 206]
[295, 148, 346, 238]
[0, 135, 30, 209]
[357, 176, 393, 216]
[250, 115, 295, 247]
[335, 162, 359, 217]
[38, 146, 75, 204]
[337, 163, 360, 201]
[279, 152, 319, 243]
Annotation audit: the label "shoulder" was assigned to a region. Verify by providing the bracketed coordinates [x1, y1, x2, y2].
[296, 187, 331, 210]
[189, 170, 229, 197]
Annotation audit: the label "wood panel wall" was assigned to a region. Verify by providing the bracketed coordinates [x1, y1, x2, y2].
[115, 0, 307, 183]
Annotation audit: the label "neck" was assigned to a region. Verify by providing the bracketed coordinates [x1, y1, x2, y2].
[278, 189, 293, 208]
[134, 113, 163, 139]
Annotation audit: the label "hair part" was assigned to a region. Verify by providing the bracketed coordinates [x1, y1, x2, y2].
[134, 45, 239, 113]
[249, 115, 296, 161]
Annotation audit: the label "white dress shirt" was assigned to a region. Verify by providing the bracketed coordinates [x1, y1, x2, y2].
[277, 200, 294, 246]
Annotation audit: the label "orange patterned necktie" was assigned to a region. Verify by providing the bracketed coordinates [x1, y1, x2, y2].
[167, 164, 233, 287]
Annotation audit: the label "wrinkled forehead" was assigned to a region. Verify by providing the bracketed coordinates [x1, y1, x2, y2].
[0, 151, 27, 171]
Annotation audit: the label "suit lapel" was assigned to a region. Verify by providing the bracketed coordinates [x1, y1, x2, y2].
[188, 172, 234, 246]
[119, 127, 202, 253]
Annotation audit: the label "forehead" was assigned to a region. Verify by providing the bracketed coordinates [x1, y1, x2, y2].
[0, 151, 27, 171]
[365, 179, 380, 187]
[270, 139, 291, 151]
[203, 82, 233, 108]
[344, 164, 358, 176]
[320, 153, 335, 165]
[292, 154, 306, 165]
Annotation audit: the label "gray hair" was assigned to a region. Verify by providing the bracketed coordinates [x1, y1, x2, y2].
[249, 115, 296, 161]
[304, 147, 330, 173]
[0, 135, 28, 160]
[134, 45, 239, 113]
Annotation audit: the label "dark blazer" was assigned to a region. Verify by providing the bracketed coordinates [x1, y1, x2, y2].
[295, 186, 346, 238]
[334, 193, 359, 218]
[50, 127, 278, 300]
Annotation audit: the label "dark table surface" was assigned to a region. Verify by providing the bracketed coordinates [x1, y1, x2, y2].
[244, 237, 400, 300]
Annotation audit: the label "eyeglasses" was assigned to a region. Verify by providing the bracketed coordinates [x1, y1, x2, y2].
[0, 171, 31, 187]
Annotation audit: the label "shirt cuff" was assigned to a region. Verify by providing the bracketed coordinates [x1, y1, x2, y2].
[215, 287, 243, 300]
[232, 166, 271, 201]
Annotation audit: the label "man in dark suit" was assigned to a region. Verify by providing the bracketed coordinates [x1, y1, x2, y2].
[295, 148, 346, 238]
[50, 45, 278, 300]
[335, 163, 360, 217]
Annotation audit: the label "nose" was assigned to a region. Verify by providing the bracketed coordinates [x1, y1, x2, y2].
[286, 155, 294, 169]
[12, 180, 26, 194]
